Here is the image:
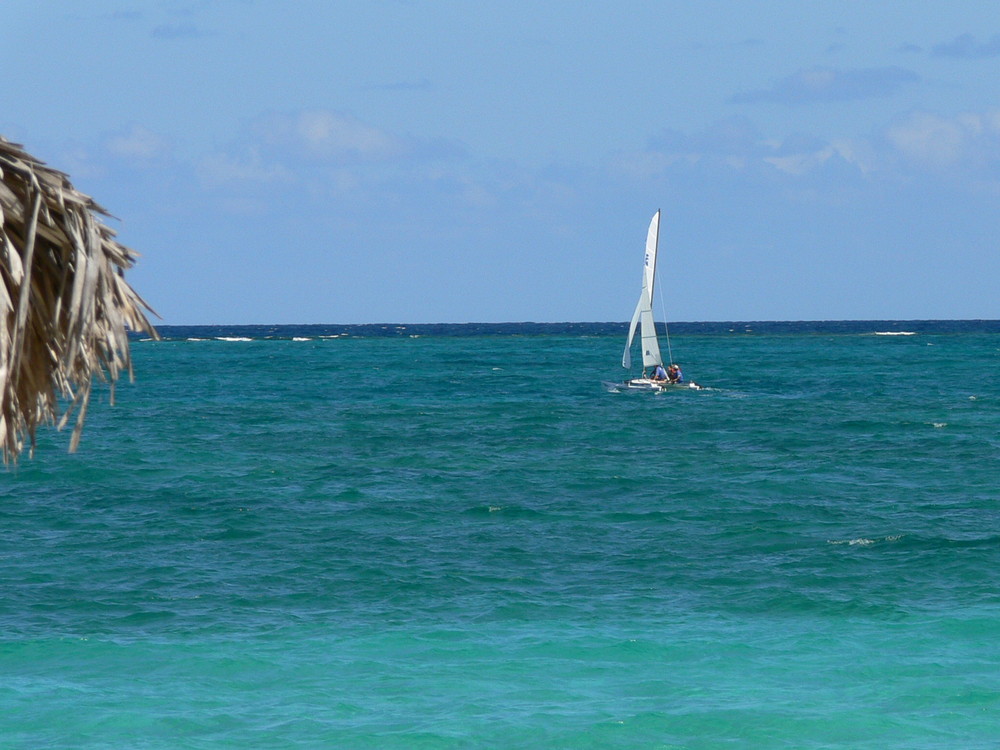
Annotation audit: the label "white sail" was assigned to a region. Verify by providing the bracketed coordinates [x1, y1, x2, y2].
[622, 211, 663, 370]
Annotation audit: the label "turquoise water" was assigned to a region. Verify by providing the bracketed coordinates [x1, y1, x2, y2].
[2, 325, 999, 748]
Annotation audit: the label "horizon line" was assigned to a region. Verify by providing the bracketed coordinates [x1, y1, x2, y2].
[148, 318, 1000, 327]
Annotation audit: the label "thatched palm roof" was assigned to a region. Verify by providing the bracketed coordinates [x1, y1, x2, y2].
[0, 136, 157, 463]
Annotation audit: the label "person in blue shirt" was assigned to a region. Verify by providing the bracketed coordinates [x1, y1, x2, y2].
[651, 363, 668, 381]
[667, 364, 683, 383]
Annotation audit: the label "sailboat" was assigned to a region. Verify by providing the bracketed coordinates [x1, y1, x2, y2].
[606, 210, 701, 393]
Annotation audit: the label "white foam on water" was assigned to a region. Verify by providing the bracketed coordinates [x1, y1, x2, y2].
[828, 534, 904, 546]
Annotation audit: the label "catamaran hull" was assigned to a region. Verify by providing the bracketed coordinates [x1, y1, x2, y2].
[604, 378, 703, 393]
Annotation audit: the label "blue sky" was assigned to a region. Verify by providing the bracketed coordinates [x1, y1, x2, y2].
[4, 2, 1000, 324]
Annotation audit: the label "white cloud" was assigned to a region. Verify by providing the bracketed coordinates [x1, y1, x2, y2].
[884, 109, 1000, 169]
[885, 113, 965, 166]
[254, 110, 404, 162]
[626, 109, 1000, 189]
[104, 125, 171, 163]
[828, 139, 877, 175]
[764, 147, 836, 176]
[731, 66, 920, 105]
[607, 150, 700, 181]
[197, 149, 292, 187]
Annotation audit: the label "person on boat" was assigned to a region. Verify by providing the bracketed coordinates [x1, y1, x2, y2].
[668, 364, 683, 383]
[651, 363, 668, 381]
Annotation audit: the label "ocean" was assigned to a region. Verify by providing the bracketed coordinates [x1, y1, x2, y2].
[2, 321, 998, 748]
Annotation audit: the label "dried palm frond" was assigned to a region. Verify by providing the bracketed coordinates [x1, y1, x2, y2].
[0, 135, 157, 463]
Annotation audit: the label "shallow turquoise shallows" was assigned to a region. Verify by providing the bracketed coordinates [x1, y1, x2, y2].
[2, 323, 999, 749]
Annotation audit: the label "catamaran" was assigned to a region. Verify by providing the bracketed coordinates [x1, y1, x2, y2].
[605, 210, 701, 393]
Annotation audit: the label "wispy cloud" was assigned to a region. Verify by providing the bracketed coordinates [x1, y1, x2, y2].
[197, 108, 466, 199]
[621, 117, 871, 181]
[731, 66, 919, 104]
[883, 109, 1000, 169]
[623, 107, 1000, 189]
[253, 110, 406, 163]
[931, 33, 1000, 59]
[248, 109, 464, 165]
[197, 149, 293, 188]
[649, 116, 762, 157]
[104, 125, 172, 164]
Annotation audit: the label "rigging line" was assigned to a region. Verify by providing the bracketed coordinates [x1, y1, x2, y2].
[656, 272, 674, 366]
